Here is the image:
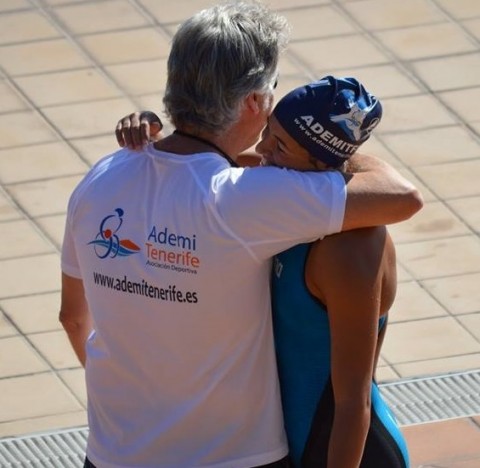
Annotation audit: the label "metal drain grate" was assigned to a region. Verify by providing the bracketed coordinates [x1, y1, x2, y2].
[379, 369, 480, 426]
[1, 370, 479, 466]
[0, 428, 87, 467]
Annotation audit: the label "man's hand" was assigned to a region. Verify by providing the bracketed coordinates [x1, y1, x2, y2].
[115, 111, 163, 150]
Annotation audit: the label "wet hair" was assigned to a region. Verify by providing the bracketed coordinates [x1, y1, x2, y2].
[163, 1, 289, 133]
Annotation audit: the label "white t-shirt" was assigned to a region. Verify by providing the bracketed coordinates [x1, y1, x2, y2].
[61, 144, 346, 468]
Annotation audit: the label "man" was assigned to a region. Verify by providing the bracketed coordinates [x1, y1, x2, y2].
[60, 2, 422, 468]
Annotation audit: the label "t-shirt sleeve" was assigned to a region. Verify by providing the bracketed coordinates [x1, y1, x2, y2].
[61, 191, 82, 279]
[212, 166, 346, 260]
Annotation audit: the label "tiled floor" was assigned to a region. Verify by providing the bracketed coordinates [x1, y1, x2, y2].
[0, 0, 479, 465]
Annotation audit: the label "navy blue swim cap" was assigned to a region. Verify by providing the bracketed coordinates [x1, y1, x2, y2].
[273, 76, 382, 168]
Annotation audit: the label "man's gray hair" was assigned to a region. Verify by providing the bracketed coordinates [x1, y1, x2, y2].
[163, 1, 290, 133]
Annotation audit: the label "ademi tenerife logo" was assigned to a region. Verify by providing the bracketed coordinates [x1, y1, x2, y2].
[145, 225, 200, 275]
[88, 208, 141, 259]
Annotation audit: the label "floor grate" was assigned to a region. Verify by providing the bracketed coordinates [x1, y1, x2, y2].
[0, 428, 87, 467]
[379, 369, 480, 426]
[1, 370, 479, 466]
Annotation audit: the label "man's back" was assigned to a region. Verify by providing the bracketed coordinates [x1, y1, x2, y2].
[62, 145, 346, 467]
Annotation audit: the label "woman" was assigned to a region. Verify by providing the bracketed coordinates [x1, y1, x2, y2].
[260, 76, 410, 467]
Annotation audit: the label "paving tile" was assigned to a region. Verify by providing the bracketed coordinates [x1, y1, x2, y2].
[35, 213, 67, 249]
[0, 39, 90, 76]
[6, 175, 82, 217]
[394, 353, 480, 379]
[378, 95, 456, 133]
[396, 263, 413, 283]
[412, 53, 480, 92]
[0, 192, 22, 222]
[436, 0, 480, 19]
[463, 17, 480, 40]
[0, 0, 30, 11]
[423, 272, 480, 315]
[105, 59, 167, 96]
[377, 355, 388, 366]
[0, 79, 28, 113]
[28, 330, 80, 370]
[0, 11, 60, 44]
[381, 316, 480, 363]
[388, 280, 448, 323]
[42, 97, 136, 139]
[402, 418, 480, 466]
[448, 196, 480, 234]
[0, 142, 88, 184]
[59, 368, 87, 407]
[375, 23, 476, 60]
[396, 235, 480, 280]
[70, 135, 118, 166]
[0, 311, 17, 337]
[0, 336, 48, 377]
[382, 125, 480, 167]
[447, 457, 480, 468]
[358, 135, 401, 168]
[0, 111, 57, 149]
[0, 253, 60, 298]
[289, 35, 389, 72]
[274, 0, 330, 8]
[278, 52, 311, 77]
[282, 5, 356, 41]
[78, 28, 170, 65]
[139, 0, 239, 24]
[439, 87, 480, 123]
[0, 373, 82, 422]
[376, 365, 399, 383]
[42, 0, 85, 4]
[458, 314, 480, 343]
[471, 122, 480, 134]
[273, 74, 314, 106]
[15, 68, 122, 107]
[0, 410, 87, 438]
[388, 201, 470, 244]
[414, 159, 480, 199]
[0, 219, 54, 259]
[54, 0, 148, 35]
[341, 0, 445, 29]
[330, 64, 422, 99]
[0, 291, 62, 334]
[397, 167, 437, 203]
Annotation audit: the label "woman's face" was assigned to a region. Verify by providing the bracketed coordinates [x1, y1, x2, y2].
[255, 114, 328, 171]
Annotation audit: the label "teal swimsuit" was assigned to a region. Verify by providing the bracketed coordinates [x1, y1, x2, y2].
[272, 243, 409, 468]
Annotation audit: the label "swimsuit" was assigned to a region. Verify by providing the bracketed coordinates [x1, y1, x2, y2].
[272, 243, 409, 467]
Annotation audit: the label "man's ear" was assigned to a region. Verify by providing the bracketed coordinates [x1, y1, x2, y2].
[245, 92, 261, 114]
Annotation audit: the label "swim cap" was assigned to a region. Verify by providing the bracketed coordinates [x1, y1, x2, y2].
[273, 76, 382, 168]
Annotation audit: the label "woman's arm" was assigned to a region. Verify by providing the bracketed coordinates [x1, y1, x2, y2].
[306, 226, 394, 468]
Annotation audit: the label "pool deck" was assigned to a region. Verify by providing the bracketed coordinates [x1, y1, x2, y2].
[0, 0, 479, 466]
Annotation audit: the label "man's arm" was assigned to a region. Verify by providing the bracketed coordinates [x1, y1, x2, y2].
[59, 273, 92, 367]
[114, 113, 423, 230]
[341, 153, 423, 231]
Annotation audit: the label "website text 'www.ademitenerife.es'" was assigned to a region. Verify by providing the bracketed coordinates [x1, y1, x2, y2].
[92, 272, 198, 303]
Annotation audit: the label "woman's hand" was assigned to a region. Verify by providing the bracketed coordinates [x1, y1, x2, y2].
[115, 111, 163, 150]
